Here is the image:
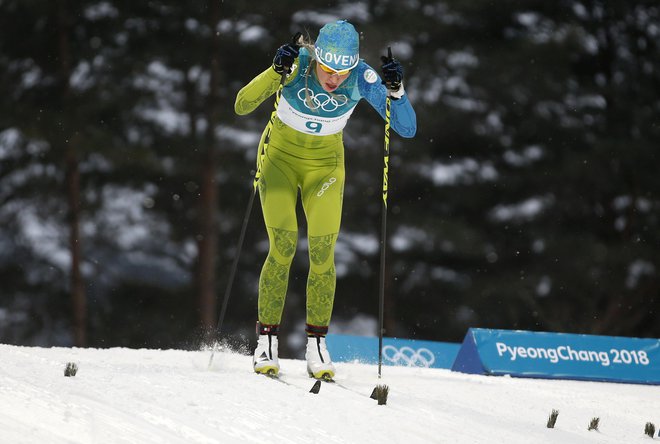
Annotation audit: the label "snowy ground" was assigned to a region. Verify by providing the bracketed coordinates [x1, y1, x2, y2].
[1, 344, 658, 444]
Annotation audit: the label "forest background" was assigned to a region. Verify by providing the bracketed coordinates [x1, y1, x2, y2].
[1, 0, 658, 359]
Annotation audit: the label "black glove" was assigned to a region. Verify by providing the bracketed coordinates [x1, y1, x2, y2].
[380, 47, 403, 92]
[272, 37, 301, 74]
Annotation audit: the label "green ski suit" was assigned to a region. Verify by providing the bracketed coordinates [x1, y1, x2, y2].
[235, 48, 416, 334]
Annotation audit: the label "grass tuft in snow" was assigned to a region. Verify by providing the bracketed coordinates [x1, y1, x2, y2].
[370, 384, 389, 405]
[645, 422, 656, 438]
[64, 362, 78, 377]
[588, 417, 600, 431]
[546, 409, 559, 428]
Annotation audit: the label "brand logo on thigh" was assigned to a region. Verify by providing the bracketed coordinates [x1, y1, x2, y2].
[317, 177, 337, 197]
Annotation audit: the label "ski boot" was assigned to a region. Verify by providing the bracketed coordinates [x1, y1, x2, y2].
[253, 323, 279, 376]
[306, 334, 335, 380]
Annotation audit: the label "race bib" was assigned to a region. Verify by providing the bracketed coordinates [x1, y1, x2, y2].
[277, 95, 356, 136]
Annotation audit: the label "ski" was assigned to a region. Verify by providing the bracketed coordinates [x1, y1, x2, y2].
[257, 370, 321, 394]
[313, 374, 387, 403]
[258, 370, 388, 404]
[257, 370, 294, 386]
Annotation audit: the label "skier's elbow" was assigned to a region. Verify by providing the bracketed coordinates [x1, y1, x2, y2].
[394, 125, 416, 138]
[234, 97, 250, 116]
[402, 126, 416, 138]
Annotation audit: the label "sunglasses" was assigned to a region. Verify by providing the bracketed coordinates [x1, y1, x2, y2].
[318, 63, 351, 76]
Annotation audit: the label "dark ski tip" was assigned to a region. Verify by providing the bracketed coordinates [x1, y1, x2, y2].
[310, 380, 321, 394]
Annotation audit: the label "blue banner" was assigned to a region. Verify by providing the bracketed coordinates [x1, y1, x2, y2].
[452, 328, 660, 385]
[326, 334, 460, 369]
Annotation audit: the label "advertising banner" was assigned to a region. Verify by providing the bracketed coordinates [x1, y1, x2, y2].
[326, 334, 460, 369]
[451, 328, 660, 385]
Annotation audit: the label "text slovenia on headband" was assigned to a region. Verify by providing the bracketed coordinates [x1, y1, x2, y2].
[314, 20, 360, 73]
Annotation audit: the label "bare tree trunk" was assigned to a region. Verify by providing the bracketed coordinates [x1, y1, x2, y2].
[66, 142, 87, 346]
[197, 149, 218, 334]
[57, 0, 87, 346]
[197, 0, 221, 338]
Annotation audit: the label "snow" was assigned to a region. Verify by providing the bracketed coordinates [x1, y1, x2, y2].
[489, 195, 553, 222]
[420, 158, 498, 186]
[1, 343, 658, 444]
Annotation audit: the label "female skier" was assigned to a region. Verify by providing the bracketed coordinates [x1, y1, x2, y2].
[234, 20, 416, 379]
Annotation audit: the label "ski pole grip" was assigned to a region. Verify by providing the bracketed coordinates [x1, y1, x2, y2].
[292, 32, 303, 47]
[282, 32, 303, 73]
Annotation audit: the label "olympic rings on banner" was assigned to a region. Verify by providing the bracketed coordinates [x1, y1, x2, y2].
[382, 345, 436, 367]
[297, 87, 348, 112]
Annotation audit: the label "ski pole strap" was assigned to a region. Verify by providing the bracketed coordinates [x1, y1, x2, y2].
[257, 322, 280, 335]
[305, 324, 329, 337]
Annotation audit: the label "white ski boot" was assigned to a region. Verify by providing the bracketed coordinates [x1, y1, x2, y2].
[253, 333, 279, 376]
[306, 335, 335, 380]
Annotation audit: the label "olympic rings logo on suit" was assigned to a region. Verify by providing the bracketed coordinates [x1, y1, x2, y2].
[297, 87, 348, 112]
[382, 345, 436, 368]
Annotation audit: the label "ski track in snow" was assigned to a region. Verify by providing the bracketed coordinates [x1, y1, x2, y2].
[0, 344, 658, 444]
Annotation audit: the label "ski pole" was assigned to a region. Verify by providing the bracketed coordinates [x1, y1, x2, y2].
[377, 47, 393, 378]
[208, 33, 302, 369]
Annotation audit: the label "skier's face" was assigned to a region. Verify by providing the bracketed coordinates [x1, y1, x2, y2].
[315, 62, 351, 92]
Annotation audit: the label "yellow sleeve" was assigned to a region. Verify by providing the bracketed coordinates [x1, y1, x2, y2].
[234, 67, 281, 115]
[234, 64, 300, 116]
